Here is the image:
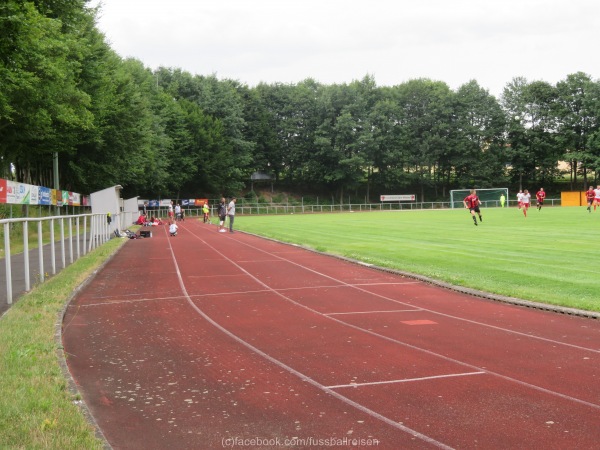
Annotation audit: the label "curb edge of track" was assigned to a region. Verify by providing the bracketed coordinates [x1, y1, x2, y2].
[53, 242, 130, 450]
[242, 231, 600, 321]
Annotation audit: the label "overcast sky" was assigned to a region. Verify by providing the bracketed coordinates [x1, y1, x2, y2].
[90, 0, 600, 98]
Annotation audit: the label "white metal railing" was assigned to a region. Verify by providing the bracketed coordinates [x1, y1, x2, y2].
[1, 212, 115, 306]
[145, 198, 562, 218]
[231, 198, 562, 215]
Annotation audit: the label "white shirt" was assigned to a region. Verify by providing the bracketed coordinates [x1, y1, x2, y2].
[521, 193, 531, 204]
[227, 201, 236, 216]
[594, 189, 600, 199]
[169, 223, 178, 233]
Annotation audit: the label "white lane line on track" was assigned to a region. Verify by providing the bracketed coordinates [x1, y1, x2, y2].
[182, 225, 600, 412]
[166, 226, 454, 449]
[234, 235, 600, 355]
[80, 296, 187, 307]
[327, 372, 486, 389]
[325, 309, 421, 316]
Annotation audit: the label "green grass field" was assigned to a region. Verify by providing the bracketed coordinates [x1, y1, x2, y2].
[235, 206, 600, 313]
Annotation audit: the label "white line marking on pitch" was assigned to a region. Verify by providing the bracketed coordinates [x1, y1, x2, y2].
[327, 371, 486, 389]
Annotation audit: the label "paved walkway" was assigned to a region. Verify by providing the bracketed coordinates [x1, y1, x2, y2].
[0, 236, 92, 316]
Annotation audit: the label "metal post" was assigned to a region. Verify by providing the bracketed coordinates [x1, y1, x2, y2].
[83, 216, 87, 255]
[50, 219, 56, 275]
[38, 221, 44, 283]
[4, 223, 12, 304]
[60, 218, 66, 269]
[68, 217, 73, 264]
[76, 216, 80, 259]
[23, 221, 30, 292]
[53, 152, 60, 216]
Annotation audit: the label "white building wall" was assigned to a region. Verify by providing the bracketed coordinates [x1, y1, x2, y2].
[90, 185, 123, 231]
[123, 196, 140, 226]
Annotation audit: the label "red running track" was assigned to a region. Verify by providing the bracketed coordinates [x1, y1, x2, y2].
[62, 218, 600, 449]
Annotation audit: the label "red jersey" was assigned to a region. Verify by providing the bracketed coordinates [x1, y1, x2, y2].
[586, 190, 595, 201]
[536, 190, 546, 201]
[464, 194, 480, 209]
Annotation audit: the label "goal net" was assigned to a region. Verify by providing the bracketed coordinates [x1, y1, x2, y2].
[450, 188, 509, 209]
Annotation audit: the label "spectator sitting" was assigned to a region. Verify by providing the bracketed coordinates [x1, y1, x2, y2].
[135, 214, 146, 225]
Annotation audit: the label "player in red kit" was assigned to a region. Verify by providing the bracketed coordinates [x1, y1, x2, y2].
[536, 188, 546, 211]
[586, 186, 595, 212]
[463, 189, 482, 226]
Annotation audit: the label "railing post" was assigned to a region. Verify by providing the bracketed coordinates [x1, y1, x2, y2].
[88, 215, 94, 253]
[68, 217, 74, 264]
[76, 217, 81, 259]
[4, 223, 12, 304]
[23, 221, 30, 292]
[38, 221, 44, 283]
[60, 217, 66, 269]
[50, 218, 56, 275]
[83, 216, 87, 255]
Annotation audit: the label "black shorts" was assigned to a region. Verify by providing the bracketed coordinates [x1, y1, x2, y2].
[469, 206, 481, 213]
[219, 214, 226, 221]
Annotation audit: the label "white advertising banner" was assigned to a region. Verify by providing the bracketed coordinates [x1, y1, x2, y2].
[380, 194, 416, 202]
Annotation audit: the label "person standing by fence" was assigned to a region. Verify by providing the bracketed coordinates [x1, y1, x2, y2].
[218, 198, 227, 232]
[227, 197, 237, 233]
[202, 202, 210, 224]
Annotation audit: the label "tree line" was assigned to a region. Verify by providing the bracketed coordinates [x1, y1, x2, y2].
[2, 1, 600, 203]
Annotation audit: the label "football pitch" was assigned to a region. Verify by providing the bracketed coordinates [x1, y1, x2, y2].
[235, 206, 600, 313]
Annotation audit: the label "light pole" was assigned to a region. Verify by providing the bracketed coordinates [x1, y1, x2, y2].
[53, 152, 59, 215]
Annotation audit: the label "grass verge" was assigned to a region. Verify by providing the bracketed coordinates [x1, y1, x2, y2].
[0, 237, 126, 449]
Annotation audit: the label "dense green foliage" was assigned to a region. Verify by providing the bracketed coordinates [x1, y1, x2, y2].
[3, 2, 600, 201]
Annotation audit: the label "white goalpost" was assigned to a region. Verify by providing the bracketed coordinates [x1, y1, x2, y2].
[450, 188, 509, 209]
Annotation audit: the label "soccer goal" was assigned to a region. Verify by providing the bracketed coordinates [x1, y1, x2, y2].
[450, 188, 509, 209]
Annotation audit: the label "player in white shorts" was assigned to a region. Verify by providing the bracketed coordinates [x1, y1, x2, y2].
[520, 189, 531, 217]
[594, 185, 600, 212]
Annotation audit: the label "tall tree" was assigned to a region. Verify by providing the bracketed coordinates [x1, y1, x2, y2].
[555, 72, 599, 189]
[0, 1, 94, 184]
[452, 80, 507, 191]
[394, 79, 454, 201]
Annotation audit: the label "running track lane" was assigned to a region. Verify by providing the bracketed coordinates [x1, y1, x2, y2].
[62, 219, 600, 449]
